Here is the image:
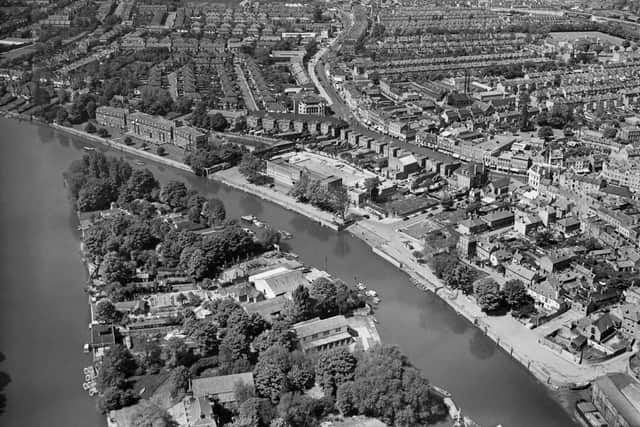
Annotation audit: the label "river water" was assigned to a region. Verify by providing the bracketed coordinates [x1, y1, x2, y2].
[0, 118, 578, 427]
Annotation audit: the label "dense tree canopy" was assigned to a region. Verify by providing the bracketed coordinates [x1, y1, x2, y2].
[95, 299, 120, 324]
[474, 278, 504, 312]
[160, 180, 189, 210]
[238, 153, 266, 183]
[315, 349, 357, 396]
[96, 344, 138, 391]
[336, 346, 446, 426]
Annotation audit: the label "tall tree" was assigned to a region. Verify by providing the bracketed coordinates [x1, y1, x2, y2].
[285, 286, 316, 323]
[95, 299, 120, 323]
[315, 349, 357, 396]
[202, 198, 226, 226]
[96, 344, 138, 391]
[160, 180, 189, 210]
[335, 346, 446, 426]
[503, 279, 529, 309]
[473, 279, 504, 312]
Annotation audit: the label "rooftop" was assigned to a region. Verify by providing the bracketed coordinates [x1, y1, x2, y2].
[191, 372, 254, 402]
[292, 315, 349, 339]
[594, 373, 640, 426]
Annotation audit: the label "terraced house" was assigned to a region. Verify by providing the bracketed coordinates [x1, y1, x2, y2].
[127, 112, 174, 145]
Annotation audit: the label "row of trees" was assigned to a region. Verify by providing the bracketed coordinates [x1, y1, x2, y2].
[429, 253, 477, 295]
[429, 254, 534, 316]
[472, 278, 533, 316]
[184, 138, 245, 176]
[191, 102, 230, 131]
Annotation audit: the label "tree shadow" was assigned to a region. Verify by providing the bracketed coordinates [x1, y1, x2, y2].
[288, 216, 330, 242]
[0, 352, 10, 415]
[56, 132, 71, 147]
[36, 124, 55, 144]
[447, 312, 470, 335]
[486, 304, 510, 317]
[239, 194, 263, 217]
[333, 232, 350, 257]
[469, 329, 496, 361]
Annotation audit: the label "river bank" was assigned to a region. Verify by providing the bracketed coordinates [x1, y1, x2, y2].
[48, 121, 577, 386]
[212, 167, 341, 231]
[24, 117, 580, 425]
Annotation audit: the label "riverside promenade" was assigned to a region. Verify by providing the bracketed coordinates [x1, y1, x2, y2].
[349, 219, 632, 389]
[47, 122, 623, 393]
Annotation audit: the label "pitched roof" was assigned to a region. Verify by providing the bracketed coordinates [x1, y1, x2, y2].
[258, 269, 308, 296]
[292, 315, 348, 339]
[506, 262, 537, 281]
[594, 374, 640, 426]
[594, 313, 616, 333]
[191, 372, 254, 402]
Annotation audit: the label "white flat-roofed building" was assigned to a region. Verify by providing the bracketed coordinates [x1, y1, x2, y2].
[249, 267, 309, 299]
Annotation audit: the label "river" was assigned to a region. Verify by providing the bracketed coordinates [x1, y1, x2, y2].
[0, 118, 578, 427]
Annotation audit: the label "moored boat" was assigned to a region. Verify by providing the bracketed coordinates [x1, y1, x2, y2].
[241, 215, 256, 223]
[279, 230, 293, 239]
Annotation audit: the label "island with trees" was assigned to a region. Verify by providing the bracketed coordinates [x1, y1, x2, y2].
[66, 152, 449, 427]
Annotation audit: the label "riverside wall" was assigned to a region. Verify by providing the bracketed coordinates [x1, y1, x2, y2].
[51, 120, 572, 391]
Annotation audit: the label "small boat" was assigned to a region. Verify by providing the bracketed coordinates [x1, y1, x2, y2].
[241, 215, 256, 223]
[570, 382, 590, 390]
[365, 290, 378, 297]
[85, 374, 94, 382]
[83, 146, 95, 152]
[253, 220, 265, 227]
[83, 343, 90, 353]
[356, 283, 367, 291]
[372, 297, 381, 304]
[88, 388, 98, 396]
[82, 382, 91, 391]
[279, 230, 293, 240]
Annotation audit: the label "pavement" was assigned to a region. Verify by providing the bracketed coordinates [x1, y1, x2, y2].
[350, 217, 633, 388]
[213, 167, 339, 229]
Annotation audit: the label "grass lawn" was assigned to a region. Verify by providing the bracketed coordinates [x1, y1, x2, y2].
[129, 371, 170, 401]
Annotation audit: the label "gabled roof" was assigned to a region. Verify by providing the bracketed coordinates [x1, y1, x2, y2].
[593, 313, 616, 333]
[593, 373, 640, 426]
[506, 262, 537, 281]
[191, 372, 254, 402]
[252, 268, 309, 296]
[292, 315, 348, 339]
